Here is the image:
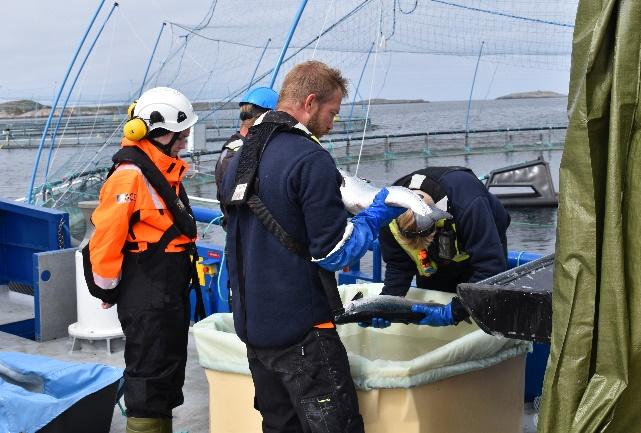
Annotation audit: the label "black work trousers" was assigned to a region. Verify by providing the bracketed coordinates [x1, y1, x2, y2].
[247, 328, 365, 433]
[116, 250, 191, 418]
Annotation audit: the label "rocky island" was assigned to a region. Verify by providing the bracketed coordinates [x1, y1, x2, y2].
[0, 99, 236, 119]
[497, 91, 565, 100]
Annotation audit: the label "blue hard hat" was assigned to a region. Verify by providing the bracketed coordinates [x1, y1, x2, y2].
[239, 86, 278, 110]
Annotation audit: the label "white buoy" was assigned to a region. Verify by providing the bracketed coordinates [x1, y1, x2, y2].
[68, 201, 123, 354]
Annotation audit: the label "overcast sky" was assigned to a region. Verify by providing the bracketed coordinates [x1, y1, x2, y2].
[0, 0, 575, 104]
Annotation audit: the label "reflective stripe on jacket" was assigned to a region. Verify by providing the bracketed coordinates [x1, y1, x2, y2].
[388, 217, 470, 279]
[89, 138, 194, 289]
[388, 220, 438, 277]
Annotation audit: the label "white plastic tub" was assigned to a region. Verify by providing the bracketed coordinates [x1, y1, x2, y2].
[194, 283, 530, 433]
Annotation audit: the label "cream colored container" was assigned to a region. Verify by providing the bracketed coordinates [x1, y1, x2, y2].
[194, 283, 530, 433]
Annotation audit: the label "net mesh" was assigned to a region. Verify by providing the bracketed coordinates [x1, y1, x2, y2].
[148, 0, 577, 100]
[26, 0, 577, 207]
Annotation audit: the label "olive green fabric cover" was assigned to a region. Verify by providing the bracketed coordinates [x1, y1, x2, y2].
[538, 1, 641, 431]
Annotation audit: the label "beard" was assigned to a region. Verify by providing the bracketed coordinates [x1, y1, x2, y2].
[306, 111, 325, 138]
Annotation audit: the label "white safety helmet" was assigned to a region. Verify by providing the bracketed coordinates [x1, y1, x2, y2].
[132, 87, 198, 134]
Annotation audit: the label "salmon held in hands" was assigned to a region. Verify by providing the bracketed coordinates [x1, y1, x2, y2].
[338, 169, 452, 231]
[334, 291, 446, 325]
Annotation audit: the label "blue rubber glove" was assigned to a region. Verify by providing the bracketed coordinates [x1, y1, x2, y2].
[316, 188, 406, 272]
[358, 317, 391, 328]
[411, 302, 455, 326]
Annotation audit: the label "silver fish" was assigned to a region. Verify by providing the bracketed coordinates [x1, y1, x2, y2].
[338, 169, 452, 230]
[334, 291, 444, 325]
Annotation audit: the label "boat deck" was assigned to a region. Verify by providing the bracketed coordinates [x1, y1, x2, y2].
[0, 285, 210, 433]
[0, 283, 538, 433]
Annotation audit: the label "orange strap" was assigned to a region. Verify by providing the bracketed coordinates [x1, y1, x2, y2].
[313, 321, 336, 329]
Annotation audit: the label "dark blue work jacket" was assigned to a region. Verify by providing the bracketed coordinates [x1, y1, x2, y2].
[379, 167, 510, 296]
[220, 131, 348, 348]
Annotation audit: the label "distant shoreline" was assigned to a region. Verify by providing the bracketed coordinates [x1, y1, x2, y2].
[0, 100, 236, 120]
[0, 98, 431, 119]
[348, 98, 428, 105]
[496, 91, 566, 100]
[0, 93, 568, 119]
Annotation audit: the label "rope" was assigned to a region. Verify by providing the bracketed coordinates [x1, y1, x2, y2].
[118, 7, 155, 53]
[41, 12, 121, 202]
[397, 0, 418, 14]
[311, 0, 336, 59]
[217, 250, 226, 303]
[192, 0, 218, 30]
[354, 4, 383, 177]
[167, 36, 190, 86]
[196, 213, 228, 304]
[45, 9, 122, 197]
[198, 0, 374, 123]
[168, 23, 271, 49]
[167, 24, 214, 74]
[201, 215, 223, 239]
[483, 61, 500, 100]
[431, 0, 575, 28]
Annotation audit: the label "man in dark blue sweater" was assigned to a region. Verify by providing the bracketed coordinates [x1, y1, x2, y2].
[376, 167, 511, 327]
[220, 61, 405, 433]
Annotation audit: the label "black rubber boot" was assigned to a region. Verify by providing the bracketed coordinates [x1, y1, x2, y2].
[125, 417, 172, 433]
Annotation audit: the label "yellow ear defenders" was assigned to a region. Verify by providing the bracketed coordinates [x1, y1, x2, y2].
[123, 101, 149, 141]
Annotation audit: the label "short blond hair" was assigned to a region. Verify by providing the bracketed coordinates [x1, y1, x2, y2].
[279, 61, 348, 105]
[397, 192, 437, 250]
[239, 104, 263, 129]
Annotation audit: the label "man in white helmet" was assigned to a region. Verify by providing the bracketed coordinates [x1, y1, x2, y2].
[82, 86, 202, 433]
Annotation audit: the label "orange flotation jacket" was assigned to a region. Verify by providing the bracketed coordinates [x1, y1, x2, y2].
[82, 138, 202, 317]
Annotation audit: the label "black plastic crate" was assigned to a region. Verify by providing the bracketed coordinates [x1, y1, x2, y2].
[457, 253, 554, 342]
[38, 380, 119, 433]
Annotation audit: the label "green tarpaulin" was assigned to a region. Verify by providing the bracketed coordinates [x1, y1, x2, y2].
[538, 1, 641, 432]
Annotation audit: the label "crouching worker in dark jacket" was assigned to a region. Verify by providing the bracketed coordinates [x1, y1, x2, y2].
[220, 61, 407, 433]
[370, 167, 510, 328]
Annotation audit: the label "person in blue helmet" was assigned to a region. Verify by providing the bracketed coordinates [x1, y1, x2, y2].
[214, 86, 278, 201]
